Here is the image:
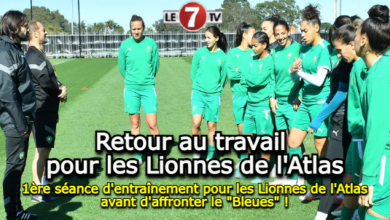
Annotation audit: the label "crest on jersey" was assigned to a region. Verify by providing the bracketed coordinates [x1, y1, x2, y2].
[251, 53, 254, 56]
[147, 46, 150, 52]
[218, 59, 221, 64]
[313, 56, 317, 63]
[288, 53, 292, 60]
[249, 62, 253, 67]
[259, 64, 263, 73]
[235, 54, 239, 59]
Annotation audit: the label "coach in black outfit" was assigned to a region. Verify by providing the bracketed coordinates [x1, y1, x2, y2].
[0, 11, 39, 220]
[26, 21, 67, 203]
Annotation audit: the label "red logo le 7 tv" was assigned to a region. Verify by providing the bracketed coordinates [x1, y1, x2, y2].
[163, 2, 222, 31]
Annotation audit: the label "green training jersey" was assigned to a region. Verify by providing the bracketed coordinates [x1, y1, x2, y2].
[118, 37, 160, 89]
[347, 58, 367, 137]
[330, 49, 340, 70]
[191, 46, 227, 95]
[299, 39, 332, 104]
[270, 41, 302, 101]
[360, 52, 390, 185]
[241, 54, 274, 103]
[227, 47, 255, 95]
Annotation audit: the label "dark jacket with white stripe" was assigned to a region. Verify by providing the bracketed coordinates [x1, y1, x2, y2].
[0, 35, 36, 132]
[26, 46, 61, 115]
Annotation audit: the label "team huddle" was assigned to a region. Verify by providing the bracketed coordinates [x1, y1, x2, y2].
[119, 4, 390, 220]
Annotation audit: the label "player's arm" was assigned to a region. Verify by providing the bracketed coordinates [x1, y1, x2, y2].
[0, 52, 27, 132]
[309, 82, 348, 131]
[118, 42, 127, 78]
[17, 56, 36, 121]
[190, 50, 200, 82]
[296, 68, 328, 87]
[269, 67, 276, 98]
[221, 57, 228, 88]
[152, 41, 160, 77]
[362, 78, 390, 186]
[226, 51, 241, 80]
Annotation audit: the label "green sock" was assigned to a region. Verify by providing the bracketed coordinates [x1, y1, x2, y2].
[316, 156, 325, 185]
[340, 204, 356, 220]
[358, 205, 366, 220]
[288, 147, 302, 180]
[207, 145, 215, 160]
[240, 153, 248, 161]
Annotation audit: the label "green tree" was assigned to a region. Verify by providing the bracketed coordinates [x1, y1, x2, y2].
[105, 20, 116, 29]
[24, 6, 70, 33]
[145, 27, 154, 34]
[321, 22, 332, 33]
[255, 0, 302, 27]
[113, 25, 124, 34]
[217, 0, 260, 31]
[104, 20, 124, 34]
[46, 24, 63, 34]
[87, 22, 105, 33]
[153, 19, 184, 32]
[72, 21, 87, 34]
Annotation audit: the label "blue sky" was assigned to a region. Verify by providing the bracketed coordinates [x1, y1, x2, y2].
[1, 0, 388, 32]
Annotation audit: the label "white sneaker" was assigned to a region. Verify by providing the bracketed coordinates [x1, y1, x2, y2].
[269, 164, 277, 177]
[234, 162, 240, 170]
[269, 177, 297, 186]
[299, 191, 321, 201]
[331, 203, 343, 217]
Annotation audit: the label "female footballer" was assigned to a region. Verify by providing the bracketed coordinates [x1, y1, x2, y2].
[240, 31, 274, 183]
[287, 4, 334, 200]
[355, 5, 390, 220]
[268, 19, 303, 186]
[191, 26, 228, 160]
[227, 22, 255, 178]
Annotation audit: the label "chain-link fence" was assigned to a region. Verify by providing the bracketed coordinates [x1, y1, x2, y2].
[26, 32, 329, 58]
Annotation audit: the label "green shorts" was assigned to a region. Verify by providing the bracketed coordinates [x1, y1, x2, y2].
[274, 98, 296, 131]
[292, 101, 329, 137]
[232, 94, 247, 125]
[191, 90, 221, 123]
[124, 87, 157, 114]
[242, 101, 274, 136]
[345, 137, 363, 184]
[369, 153, 390, 218]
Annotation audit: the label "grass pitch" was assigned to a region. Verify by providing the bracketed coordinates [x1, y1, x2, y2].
[0, 57, 336, 220]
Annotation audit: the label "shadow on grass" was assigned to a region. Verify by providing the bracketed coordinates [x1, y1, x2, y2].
[26, 157, 103, 220]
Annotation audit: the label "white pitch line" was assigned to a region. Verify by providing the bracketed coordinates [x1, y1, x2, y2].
[53, 59, 74, 66]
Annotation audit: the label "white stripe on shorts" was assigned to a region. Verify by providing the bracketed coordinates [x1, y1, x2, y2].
[379, 156, 386, 186]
